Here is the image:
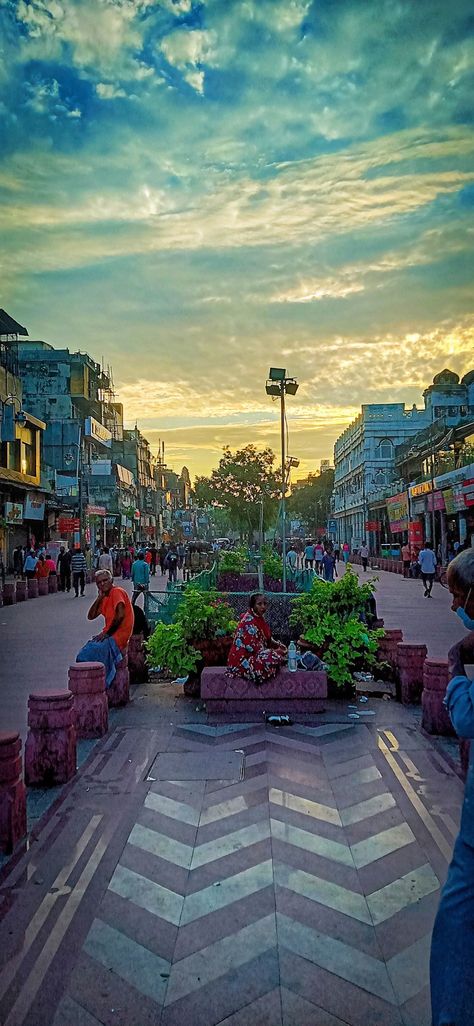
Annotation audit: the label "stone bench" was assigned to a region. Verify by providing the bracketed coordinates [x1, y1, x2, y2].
[201, 666, 327, 719]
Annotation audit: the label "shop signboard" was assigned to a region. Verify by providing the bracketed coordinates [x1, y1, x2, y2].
[85, 505, 106, 516]
[427, 491, 445, 512]
[408, 520, 423, 547]
[327, 519, 337, 534]
[58, 516, 80, 533]
[84, 417, 112, 449]
[4, 502, 23, 525]
[365, 521, 380, 531]
[452, 483, 467, 512]
[443, 488, 455, 514]
[24, 492, 46, 520]
[463, 478, 474, 507]
[386, 491, 409, 533]
[409, 481, 432, 498]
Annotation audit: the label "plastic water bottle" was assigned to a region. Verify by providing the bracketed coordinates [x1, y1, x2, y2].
[288, 641, 297, 673]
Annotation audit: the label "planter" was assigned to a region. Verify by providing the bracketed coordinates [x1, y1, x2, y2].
[421, 659, 454, 736]
[376, 629, 403, 670]
[183, 636, 234, 698]
[397, 642, 427, 705]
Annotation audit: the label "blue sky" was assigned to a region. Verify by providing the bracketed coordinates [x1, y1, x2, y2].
[1, 0, 473, 476]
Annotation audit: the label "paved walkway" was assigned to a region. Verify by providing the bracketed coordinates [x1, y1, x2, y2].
[0, 690, 464, 1026]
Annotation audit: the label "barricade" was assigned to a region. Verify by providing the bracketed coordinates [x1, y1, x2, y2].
[27, 578, 38, 599]
[68, 663, 108, 739]
[38, 577, 49, 596]
[397, 642, 428, 705]
[25, 691, 76, 786]
[3, 582, 16, 606]
[16, 580, 28, 601]
[0, 732, 27, 853]
[376, 628, 403, 670]
[128, 633, 148, 684]
[48, 574, 58, 593]
[421, 659, 454, 736]
[107, 647, 130, 707]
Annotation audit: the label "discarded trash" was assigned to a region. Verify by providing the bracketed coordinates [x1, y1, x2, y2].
[382, 694, 391, 702]
[264, 713, 293, 726]
[357, 710, 375, 716]
[354, 672, 374, 682]
[149, 666, 162, 673]
[172, 676, 189, 685]
[348, 704, 358, 709]
[348, 713, 360, 719]
[146, 776, 156, 782]
[359, 696, 369, 703]
[195, 702, 206, 712]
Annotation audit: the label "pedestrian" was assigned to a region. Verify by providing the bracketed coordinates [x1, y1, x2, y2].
[177, 542, 185, 570]
[13, 545, 23, 578]
[314, 540, 324, 575]
[44, 552, 57, 579]
[304, 540, 315, 571]
[35, 554, 49, 579]
[342, 541, 350, 563]
[23, 549, 38, 579]
[360, 540, 369, 572]
[121, 551, 131, 579]
[93, 544, 101, 571]
[321, 548, 337, 582]
[159, 542, 167, 575]
[98, 546, 113, 575]
[286, 545, 297, 572]
[76, 570, 134, 687]
[418, 541, 437, 597]
[430, 548, 474, 1025]
[149, 543, 157, 576]
[71, 546, 87, 597]
[131, 550, 150, 605]
[165, 545, 179, 583]
[401, 541, 411, 578]
[144, 548, 152, 568]
[334, 543, 340, 563]
[57, 546, 71, 592]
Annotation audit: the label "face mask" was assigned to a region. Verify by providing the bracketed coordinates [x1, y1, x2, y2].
[456, 588, 474, 631]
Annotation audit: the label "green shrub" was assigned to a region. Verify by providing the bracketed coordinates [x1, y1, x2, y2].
[219, 548, 247, 573]
[291, 567, 377, 632]
[175, 587, 237, 642]
[303, 615, 384, 689]
[146, 623, 200, 677]
[261, 548, 283, 581]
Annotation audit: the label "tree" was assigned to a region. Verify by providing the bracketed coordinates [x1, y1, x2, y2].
[288, 469, 335, 535]
[194, 445, 281, 541]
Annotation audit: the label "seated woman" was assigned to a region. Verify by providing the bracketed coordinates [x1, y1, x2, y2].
[227, 593, 287, 684]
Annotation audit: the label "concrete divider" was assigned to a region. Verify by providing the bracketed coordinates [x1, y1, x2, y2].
[421, 659, 454, 736]
[0, 732, 27, 854]
[107, 648, 130, 707]
[397, 642, 427, 705]
[25, 691, 76, 786]
[27, 578, 38, 599]
[38, 577, 49, 596]
[3, 582, 16, 605]
[48, 575, 58, 593]
[68, 663, 108, 739]
[15, 580, 28, 601]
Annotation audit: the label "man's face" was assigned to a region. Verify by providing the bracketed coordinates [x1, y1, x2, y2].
[447, 572, 474, 617]
[96, 573, 113, 597]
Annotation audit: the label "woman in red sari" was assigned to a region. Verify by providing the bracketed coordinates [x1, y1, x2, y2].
[227, 593, 287, 684]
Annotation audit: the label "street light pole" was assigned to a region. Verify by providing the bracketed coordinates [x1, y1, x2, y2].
[280, 381, 287, 593]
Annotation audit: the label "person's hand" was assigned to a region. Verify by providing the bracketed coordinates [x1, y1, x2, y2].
[448, 636, 474, 678]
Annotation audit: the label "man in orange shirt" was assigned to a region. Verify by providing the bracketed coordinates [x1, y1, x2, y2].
[76, 570, 134, 686]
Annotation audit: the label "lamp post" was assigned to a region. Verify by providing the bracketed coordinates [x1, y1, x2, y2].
[265, 368, 299, 592]
[4, 394, 27, 429]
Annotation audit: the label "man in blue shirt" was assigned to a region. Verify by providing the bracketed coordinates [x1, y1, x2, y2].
[431, 546, 474, 1025]
[131, 551, 150, 605]
[23, 550, 38, 579]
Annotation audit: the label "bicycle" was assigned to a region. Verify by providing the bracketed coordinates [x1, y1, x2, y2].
[437, 567, 449, 589]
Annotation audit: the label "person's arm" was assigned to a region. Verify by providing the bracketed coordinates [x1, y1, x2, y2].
[445, 634, 474, 738]
[87, 595, 103, 621]
[100, 601, 125, 640]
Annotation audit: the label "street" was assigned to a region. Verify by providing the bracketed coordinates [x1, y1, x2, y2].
[0, 566, 469, 1025]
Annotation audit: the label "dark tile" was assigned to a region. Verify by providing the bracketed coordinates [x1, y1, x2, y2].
[187, 837, 273, 892]
[174, 886, 275, 960]
[162, 948, 279, 1026]
[275, 884, 383, 959]
[99, 888, 178, 963]
[69, 952, 159, 1026]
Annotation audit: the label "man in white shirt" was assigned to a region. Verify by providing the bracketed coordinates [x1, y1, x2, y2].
[418, 542, 437, 597]
[98, 547, 114, 575]
[360, 541, 369, 571]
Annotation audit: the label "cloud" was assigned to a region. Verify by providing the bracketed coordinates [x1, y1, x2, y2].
[160, 28, 217, 93]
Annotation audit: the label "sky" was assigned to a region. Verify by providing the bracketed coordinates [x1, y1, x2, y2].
[1, 0, 474, 480]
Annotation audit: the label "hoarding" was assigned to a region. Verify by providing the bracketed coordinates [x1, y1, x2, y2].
[386, 491, 409, 533]
[84, 417, 112, 449]
[4, 502, 23, 525]
[58, 516, 80, 533]
[24, 492, 45, 520]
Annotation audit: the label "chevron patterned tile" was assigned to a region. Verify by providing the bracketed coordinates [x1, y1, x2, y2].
[280, 985, 352, 1026]
[182, 860, 274, 923]
[108, 863, 184, 925]
[271, 816, 355, 867]
[270, 786, 342, 825]
[351, 821, 416, 868]
[215, 986, 283, 1025]
[275, 861, 372, 925]
[366, 862, 440, 924]
[83, 918, 170, 1004]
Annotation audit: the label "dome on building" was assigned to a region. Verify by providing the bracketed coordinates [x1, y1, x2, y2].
[461, 369, 474, 386]
[432, 369, 460, 385]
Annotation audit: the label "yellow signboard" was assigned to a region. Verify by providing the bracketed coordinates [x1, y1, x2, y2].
[409, 481, 432, 498]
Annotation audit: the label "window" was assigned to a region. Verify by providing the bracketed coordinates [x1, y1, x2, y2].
[378, 439, 393, 459]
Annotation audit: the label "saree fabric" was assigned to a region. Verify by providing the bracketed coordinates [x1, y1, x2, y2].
[226, 610, 283, 684]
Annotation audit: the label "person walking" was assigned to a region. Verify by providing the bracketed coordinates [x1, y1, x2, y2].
[402, 541, 411, 578]
[321, 548, 337, 582]
[430, 548, 474, 1024]
[159, 542, 167, 575]
[314, 541, 324, 575]
[121, 551, 131, 580]
[98, 546, 113, 575]
[342, 541, 350, 563]
[71, 547, 87, 597]
[149, 543, 157, 576]
[304, 540, 315, 571]
[418, 541, 437, 597]
[131, 550, 150, 605]
[286, 545, 298, 573]
[23, 549, 38, 579]
[360, 540, 369, 572]
[44, 552, 57, 581]
[57, 546, 72, 592]
[165, 545, 179, 583]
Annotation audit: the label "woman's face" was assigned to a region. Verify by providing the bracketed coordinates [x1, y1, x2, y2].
[253, 596, 267, 617]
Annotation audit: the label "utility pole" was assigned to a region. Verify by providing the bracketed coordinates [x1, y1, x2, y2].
[280, 381, 287, 593]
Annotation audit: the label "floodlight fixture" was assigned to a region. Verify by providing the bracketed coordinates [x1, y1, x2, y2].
[269, 367, 286, 381]
[288, 457, 300, 468]
[265, 382, 282, 397]
[284, 379, 299, 396]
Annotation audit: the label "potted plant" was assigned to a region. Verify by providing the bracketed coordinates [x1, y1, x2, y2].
[174, 587, 237, 667]
[146, 623, 200, 679]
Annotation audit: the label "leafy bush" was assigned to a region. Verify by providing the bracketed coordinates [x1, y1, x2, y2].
[146, 623, 200, 678]
[291, 567, 377, 633]
[175, 587, 237, 642]
[261, 549, 283, 581]
[218, 548, 248, 573]
[303, 616, 384, 689]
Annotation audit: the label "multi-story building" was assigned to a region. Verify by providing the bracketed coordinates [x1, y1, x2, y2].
[0, 311, 46, 565]
[332, 403, 429, 547]
[112, 427, 157, 543]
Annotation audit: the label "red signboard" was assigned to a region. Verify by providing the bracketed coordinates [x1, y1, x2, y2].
[408, 520, 423, 547]
[365, 521, 380, 531]
[58, 517, 80, 533]
[463, 478, 474, 507]
[427, 491, 445, 512]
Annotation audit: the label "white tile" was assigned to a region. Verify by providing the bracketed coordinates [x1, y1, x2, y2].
[351, 822, 415, 869]
[145, 791, 200, 826]
[128, 823, 193, 868]
[367, 864, 439, 925]
[191, 820, 270, 868]
[271, 818, 354, 867]
[275, 862, 372, 924]
[84, 919, 169, 1004]
[270, 788, 341, 826]
[340, 792, 396, 826]
[109, 864, 183, 925]
[181, 860, 274, 924]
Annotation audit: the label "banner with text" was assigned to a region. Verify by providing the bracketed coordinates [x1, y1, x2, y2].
[386, 491, 409, 533]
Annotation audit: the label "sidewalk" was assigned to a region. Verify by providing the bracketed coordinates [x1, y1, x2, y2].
[0, 677, 465, 1026]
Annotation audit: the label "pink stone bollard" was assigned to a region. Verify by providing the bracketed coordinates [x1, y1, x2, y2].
[48, 574, 58, 593]
[397, 642, 428, 705]
[3, 582, 16, 605]
[128, 633, 148, 684]
[15, 580, 28, 602]
[377, 629, 403, 670]
[68, 663, 108, 739]
[460, 739, 471, 781]
[25, 691, 76, 786]
[421, 659, 454, 736]
[107, 647, 130, 707]
[0, 589, 3, 607]
[27, 578, 38, 599]
[0, 732, 27, 854]
[38, 577, 49, 596]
